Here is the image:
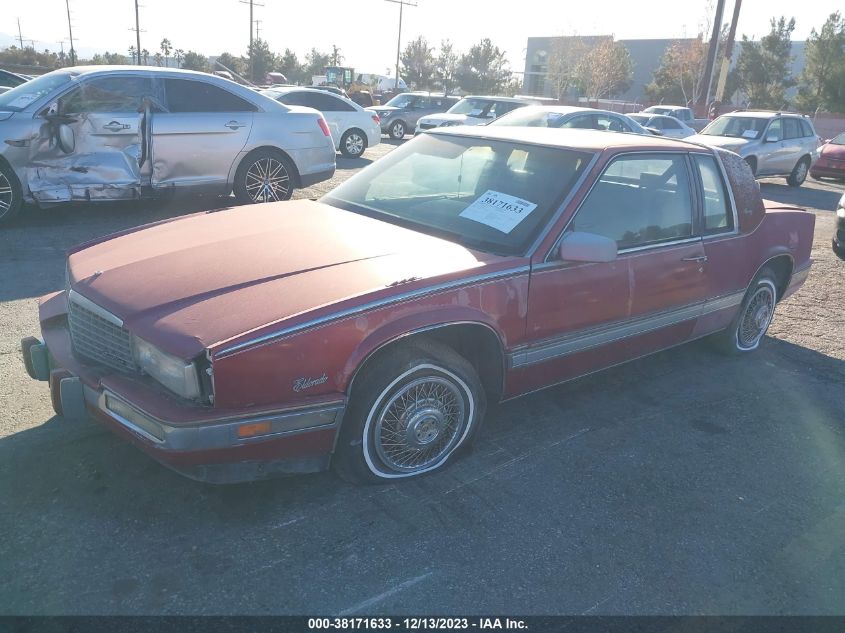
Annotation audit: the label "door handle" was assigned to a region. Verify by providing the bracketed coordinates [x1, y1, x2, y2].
[103, 121, 130, 132]
[682, 255, 708, 263]
[224, 120, 246, 130]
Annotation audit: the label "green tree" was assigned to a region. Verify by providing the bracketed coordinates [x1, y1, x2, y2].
[247, 38, 276, 82]
[575, 37, 633, 99]
[160, 38, 172, 67]
[279, 48, 304, 84]
[646, 38, 708, 104]
[0, 45, 60, 69]
[216, 51, 246, 77]
[153, 52, 163, 67]
[128, 46, 137, 65]
[733, 16, 796, 109]
[546, 37, 590, 100]
[434, 39, 459, 94]
[795, 12, 845, 111]
[174, 49, 184, 68]
[401, 36, 435, 89]
[91, 51, 128, 65]
[304, 48, 331, 81]
[141, 48, 150, 65]
[181, 50, 209, 72]
[457, 39, 512, 94]
[330, 44, 343, 66]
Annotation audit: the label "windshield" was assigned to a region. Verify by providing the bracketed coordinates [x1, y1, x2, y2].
[448, 98, 500, 116]
[627, 114, 651, 125]
[0, 71, 75, 112]
[384, 94, 417, 108]
[702, 116, 768, 139]
[321, 133, 593, 255]
[644, 106, 672, 115]
[830, 132, 845, 145]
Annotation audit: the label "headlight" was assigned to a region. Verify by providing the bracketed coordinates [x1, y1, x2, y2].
[439, 121, 462, 127]
[133, 337, 201, 400]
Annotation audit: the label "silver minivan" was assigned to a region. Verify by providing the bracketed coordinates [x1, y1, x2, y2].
[687, 111, 820, 187]
[0, 66, 336, 224]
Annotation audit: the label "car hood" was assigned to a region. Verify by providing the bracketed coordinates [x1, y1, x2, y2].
[821, 143, 845, 159]
[67, 200, 506, 359]
[687, 134, 751, 151]
[421, 113, 472, 125]
[368, 105, 399, 114]
[0, 110, 14, 122]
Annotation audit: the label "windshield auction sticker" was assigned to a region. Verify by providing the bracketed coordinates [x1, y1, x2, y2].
[459, 190, 538, 234]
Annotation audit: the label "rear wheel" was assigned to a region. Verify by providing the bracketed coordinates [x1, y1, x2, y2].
[786, 156, 810, 187]
[713, 269, 778, 355]
[340, 129, 367, 158]
[334, 340, 486, 484]
[388, 120, 406, 140]
[833, 238, 845, 260]
[0, 162, 23, 225]
[233, 149, 295, 204]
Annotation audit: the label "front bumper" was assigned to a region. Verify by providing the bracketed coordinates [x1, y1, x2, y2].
[810, 162, 845, 179]
[25, 292, 345, 483]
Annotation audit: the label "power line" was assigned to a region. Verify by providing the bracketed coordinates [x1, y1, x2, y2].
[384, 0, 417, 92]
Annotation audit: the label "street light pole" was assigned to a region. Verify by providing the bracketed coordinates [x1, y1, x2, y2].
[385, 0, 417, 92]
[238, 0, 264, 82]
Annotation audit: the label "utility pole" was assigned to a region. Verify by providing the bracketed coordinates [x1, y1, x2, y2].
[65, 0, 76, 65]
[715, 0, 742, 102]
[17, 18, 24, 48]
[385, 0, 417, 92]
[239, 0, 264, 81]
[698, 0, 727, 108]
[134, 0, 142, 65]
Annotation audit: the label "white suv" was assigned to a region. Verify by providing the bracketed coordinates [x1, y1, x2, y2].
[688, 111, 820, 187]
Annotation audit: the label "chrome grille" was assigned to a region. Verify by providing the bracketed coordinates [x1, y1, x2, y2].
[68, 293, 138, 372]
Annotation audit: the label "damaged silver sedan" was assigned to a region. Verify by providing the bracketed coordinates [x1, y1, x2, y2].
[0, 66, 337, 224]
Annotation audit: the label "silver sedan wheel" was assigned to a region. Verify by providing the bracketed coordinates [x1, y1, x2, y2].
[0, 171, 13, 218]
[344, 132, 365, 156]
[373, 375, 466, 474]
[794, 160, 808, 184]
[244, 157, 290, 203]
[736, 281, 776, 351]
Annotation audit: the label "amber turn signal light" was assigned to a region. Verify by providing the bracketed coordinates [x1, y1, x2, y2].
[237, 421, 272, 438]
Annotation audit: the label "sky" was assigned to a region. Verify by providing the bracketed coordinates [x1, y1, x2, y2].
[2, 0, 839, 74]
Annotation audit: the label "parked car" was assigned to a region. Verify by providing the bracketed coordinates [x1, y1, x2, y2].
[489, 105, 653, 136]
[642, 105, 709, 131]
[22, 128, 814, 484]
[367, 92, 459, 139]
[0, 66, 336, 224]
[415, 96, 538, 133]
[687, 112, 820, 187]
[810, 132, 845, 181]
[834, 192, 845, 259]
[261, 87, 380, 158]
[628, 113, 696, 138]
[0, 68, 29, 90]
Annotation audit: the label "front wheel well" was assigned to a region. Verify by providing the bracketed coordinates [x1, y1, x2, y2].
[234, 146, 301, 188]
[349, 324, 506, 404]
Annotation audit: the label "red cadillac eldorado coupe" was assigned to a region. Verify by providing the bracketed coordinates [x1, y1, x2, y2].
[22, 128, 814, 484]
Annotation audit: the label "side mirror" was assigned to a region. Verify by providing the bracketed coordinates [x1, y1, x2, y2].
[558, 231, 618, 263]
[765, 133, 780, 143]
[57, 124, 75, 154]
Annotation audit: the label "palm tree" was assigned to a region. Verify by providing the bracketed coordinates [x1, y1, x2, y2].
[154, 52, 163, 67]
[128, 46, 137, 65]
[141, 48, 149, 65]
[160, 38, 172, 67]
[174, 49, 184, 68]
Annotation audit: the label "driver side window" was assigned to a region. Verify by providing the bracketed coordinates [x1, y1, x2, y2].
[62, 76, 153, 114]
[571, 154, 694, 250]
[766, 119, 783, 141]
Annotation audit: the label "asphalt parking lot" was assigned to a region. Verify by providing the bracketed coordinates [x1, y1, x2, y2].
[0, 139, 843, 615]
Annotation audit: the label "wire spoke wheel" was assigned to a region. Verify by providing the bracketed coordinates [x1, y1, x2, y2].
[374, 376, 466, 474]
[245, 157, 290, 203]
[737, 284, 775, 350]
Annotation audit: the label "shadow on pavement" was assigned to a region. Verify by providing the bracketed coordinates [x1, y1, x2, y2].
[1, 335, 843, 613]
[760, 180, 844, 211]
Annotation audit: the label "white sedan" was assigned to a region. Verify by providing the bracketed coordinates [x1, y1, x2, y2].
[261, 87, 381, 158]
[628, 113, 696, 138]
